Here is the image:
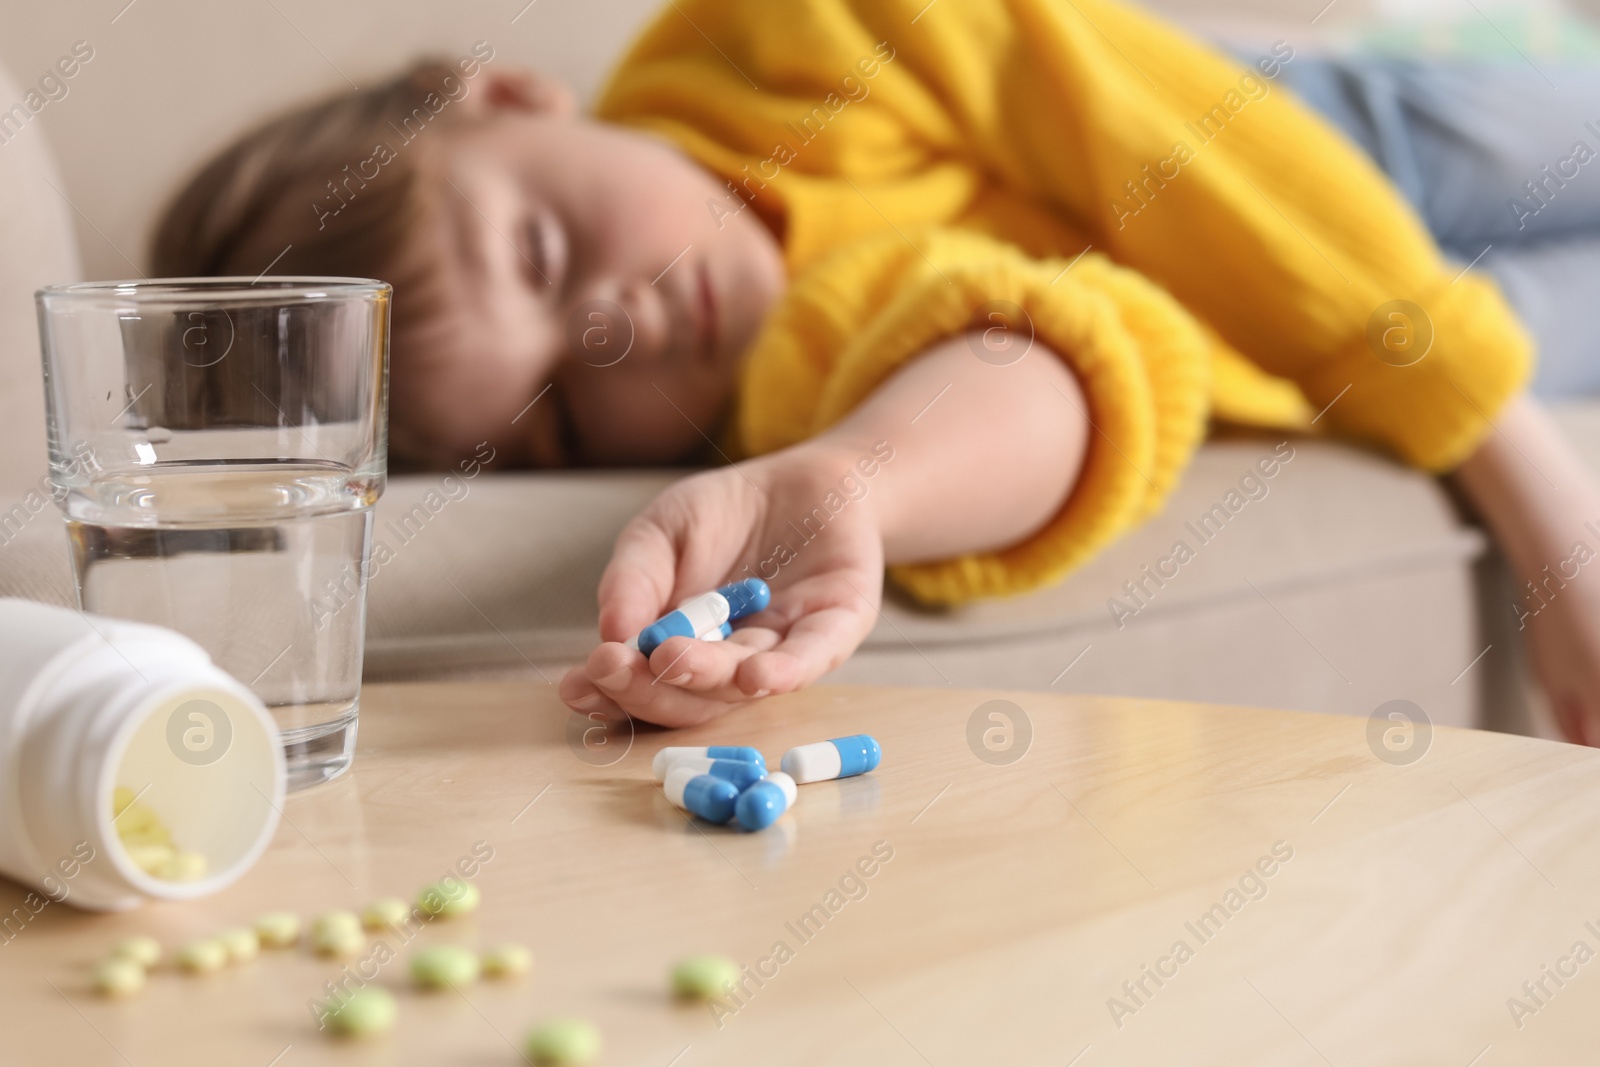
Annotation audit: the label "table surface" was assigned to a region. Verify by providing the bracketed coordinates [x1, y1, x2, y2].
[3, 682, 1598, 1066]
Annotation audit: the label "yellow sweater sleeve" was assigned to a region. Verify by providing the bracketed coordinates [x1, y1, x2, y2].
[599, 0, 1532, 473]
[739, 228, 1211, 604]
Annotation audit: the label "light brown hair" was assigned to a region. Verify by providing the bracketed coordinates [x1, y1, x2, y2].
[150, 62, 466, 466]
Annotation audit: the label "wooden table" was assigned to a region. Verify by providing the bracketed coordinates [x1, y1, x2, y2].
[3, 682, 1598, 1065]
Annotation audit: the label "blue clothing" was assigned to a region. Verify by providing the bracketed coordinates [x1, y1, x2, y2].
[1267, 54, 1600, 396]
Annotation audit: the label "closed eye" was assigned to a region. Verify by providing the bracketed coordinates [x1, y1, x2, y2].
[523, 215, 568, 295]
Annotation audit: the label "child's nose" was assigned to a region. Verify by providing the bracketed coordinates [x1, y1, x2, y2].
[577, 280, 669, 367]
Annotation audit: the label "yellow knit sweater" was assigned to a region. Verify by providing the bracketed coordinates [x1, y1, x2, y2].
[597, 0, 1531, 605]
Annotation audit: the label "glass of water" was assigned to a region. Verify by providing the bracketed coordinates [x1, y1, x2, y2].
[35, 278, 389, 791]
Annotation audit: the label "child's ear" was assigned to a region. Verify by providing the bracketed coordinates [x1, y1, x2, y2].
[472, 69, 575, 117]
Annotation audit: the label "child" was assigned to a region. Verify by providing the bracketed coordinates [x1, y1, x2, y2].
[153, 0, 1600, 743]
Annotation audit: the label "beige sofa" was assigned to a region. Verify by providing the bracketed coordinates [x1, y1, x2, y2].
[0, 0, 1581, 741]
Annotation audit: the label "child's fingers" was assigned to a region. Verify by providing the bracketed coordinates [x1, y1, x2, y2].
[642, 630, 781, 696]
[558, 663, 606, 710]
[596, 519, 678, 643]
[585, 641, 719, 726]
[737, 606, 871, 695]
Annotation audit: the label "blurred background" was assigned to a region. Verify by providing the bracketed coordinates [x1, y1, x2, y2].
[5, 0, 1599, 280]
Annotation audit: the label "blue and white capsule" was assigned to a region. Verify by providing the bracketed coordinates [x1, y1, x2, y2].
[652, 746, 766, 780]
[669, 757, 764, 791]
[780, 735, 882, 784]
[735, 772, 798, 831]
[627, 592, 730, 657]
[626, 579, 772, 657]
[663, 765, 739, 824]
[718, 578, 771, 620]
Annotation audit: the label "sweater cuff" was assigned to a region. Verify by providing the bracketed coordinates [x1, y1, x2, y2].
[807, 242, 1211, 604]
[1304, 271, 1532, 472]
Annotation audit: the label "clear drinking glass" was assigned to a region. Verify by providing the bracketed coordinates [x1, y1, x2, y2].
[35, 278, 389, 791]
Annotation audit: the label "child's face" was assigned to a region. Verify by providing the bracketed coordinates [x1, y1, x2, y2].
[408, 99, 785, 466]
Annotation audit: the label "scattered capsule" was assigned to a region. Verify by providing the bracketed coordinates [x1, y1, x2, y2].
[665, 757, 765, 790]
[781, 735, 882, 784]
[671, 954, 740, 1000]
[417, 879, 480, 918]
[254, 911, 301, 948]
[663, 766, 740, 824]
[482, 943, 533, 979]
[652, 746, 766, 780]
[325, 987, 397, 1038]
[735, 772, 798, 831]
[176, 938, 227, 974]
[110, 936, 161, 968]
[411, 945, 480, 989]
[93, 957, 146, 997]
[525, 1018, 601, 1065]
[362, 897, 410, 930]
[217, 927, 259, 964]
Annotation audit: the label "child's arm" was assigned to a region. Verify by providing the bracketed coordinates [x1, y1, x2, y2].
[558, 334, 1089, 726]
[1452, 396, 1600, 745]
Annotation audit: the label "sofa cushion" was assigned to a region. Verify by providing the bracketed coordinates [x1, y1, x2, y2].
[355, 433, 1486, 725]
[0, 431, 1486, 725]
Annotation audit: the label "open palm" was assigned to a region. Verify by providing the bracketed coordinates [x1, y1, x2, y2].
[558, 451, 885, 726]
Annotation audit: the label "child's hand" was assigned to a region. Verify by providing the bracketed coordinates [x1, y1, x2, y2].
[558, 445, 885, 726]
[1522, 580, 1600, 745]
[1454, 395, 1600, 746]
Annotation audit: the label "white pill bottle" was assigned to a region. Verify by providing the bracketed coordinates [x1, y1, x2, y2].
[0, 598, 285, 910]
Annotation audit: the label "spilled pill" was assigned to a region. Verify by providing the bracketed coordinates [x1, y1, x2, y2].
[663, 765, 740, 824]
[652, 746, 765, 780]
[781, 735, 882, 784]
[362, 897, 410, 930]
[735, 772, 798, 831]
[217, 927, 259, 964]
[93, 957, 146, 997]
[525, 1018, 602, 1065]
[111, 936, 161, 968]
[254, 911, 301, 948]
[411, 945, 480, 989]
[482, 943, 533, 978]
[326, 987, 397, 1038]
[417, 879, 480, 918]
[671, 954, 740, 1000]
[177, 938, 227, 974]
[311, 911, 364, 957]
